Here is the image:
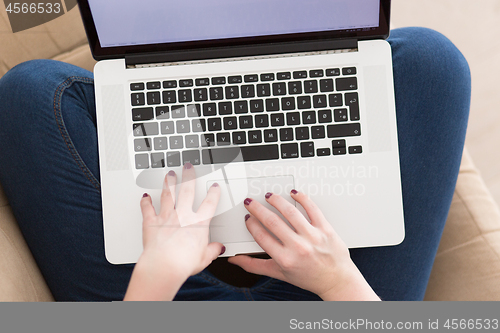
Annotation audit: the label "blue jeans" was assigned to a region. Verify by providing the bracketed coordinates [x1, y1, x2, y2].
[0, 28, 470, 301]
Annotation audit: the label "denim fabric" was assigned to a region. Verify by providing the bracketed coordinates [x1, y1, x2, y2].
[0, 27, 470, 301]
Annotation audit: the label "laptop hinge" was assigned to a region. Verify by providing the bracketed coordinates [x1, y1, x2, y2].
[125, 39, 358, 68]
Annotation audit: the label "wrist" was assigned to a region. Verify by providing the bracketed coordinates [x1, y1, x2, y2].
[124, 252, 189, 301]
[319, 263, 380, 301]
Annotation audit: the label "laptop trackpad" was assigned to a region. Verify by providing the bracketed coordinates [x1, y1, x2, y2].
[207, 176, 295, 244]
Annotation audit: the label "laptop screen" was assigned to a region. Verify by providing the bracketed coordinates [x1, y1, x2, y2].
[87, 0, 380, 48]
[77, 0, 390, 60]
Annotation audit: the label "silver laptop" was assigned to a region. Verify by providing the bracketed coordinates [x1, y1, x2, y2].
[78, 0, 404, 264]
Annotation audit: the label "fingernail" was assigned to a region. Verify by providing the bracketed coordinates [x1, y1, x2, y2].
[265, 192, 273, 199]
[212, 182, 219, 187]
[244, 198, 252, 206]
[143, 193, 149, 198]
[167, 170, 176, 176]
[184, 162, 192, 169]
[220, 246, 226, 255]
[245, 214, 251, 221]
[291, 189, 298, 195]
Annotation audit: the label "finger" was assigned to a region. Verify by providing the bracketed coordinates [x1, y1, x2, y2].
[202, 242, 225, 266]
[196, 183, 221, 223]
[244, 214, 285, 259]
[265, 192, 314, 236]
[244, 198, 300, 245]
[176, 163, 196, 211]
[140, 193, 157, 222]
[290, 189, 330, 229]
[159, 170, 177, 217]
[227, 256, 285, 281]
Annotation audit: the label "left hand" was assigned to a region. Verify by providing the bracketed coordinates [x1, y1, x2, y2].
[124, 163, 224, 301]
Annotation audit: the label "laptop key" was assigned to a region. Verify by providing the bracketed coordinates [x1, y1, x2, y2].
[250, 99, 264, 113]
[333, 147, 347, 155]
[201, 134, 215, 147]
[266, 98, 280, 112]
[234, 101, 248, 114]
[176, 120, 190, 134]
[186, 104, 201, 117]
[210, 87, 223, 100]
[147, 81, 161, 90]
[192, 119, 206, 132]
[297, 96, 311, 109]
[345, 92, 360, 121]
[162, 90, 176, 104]
[318, 109, 332, 123]
[317, 148, 331, 156]
[286, 112, 300, 126]
[349, 146, 363, 154]
[171, 105, 186, 118]
[131, 93, 145, 106]
[244, 74, 258, 83]
[336, 77, 357, 91]
[130, 83, 144, 91]
[257, 84, 271, 97]
[241, 85, 255, 98]
[225, 86, 239, 99]
[272, 82, 287, 96]
[309, 69, 324, 78]
[239, 116, 253, 129]
[133, 123, 158, 136]
[313, 94, 328, 108]
[329, 93, 343, 107]
[185, 135, 200, 148]
[327, 123, 361, 138]
[288, 81, 302, 95]
[293, 71, 307, 79]
[281, 143, 299, 158]
[195, 78, 210, 86]
[202, 145, 279, 164]
[277, 72, 291, 80]
[211, 77, 226, 85]
[217, 133, 231, 146]
[260, 73, 275, 81]
[334, 108, 348, 122]
[169, 136, 184, 149]
[154, 137, 168, 150]
[134, 138, 152, 152]
[208, 118, 222, 131]
[282, 97, 295, 110]
[132, 107, 154, 121]
[311, 126, 325, 139]
[219, 102, 233, 115]
[166, 152, 181, 167]
[255, 114, 269, 128]
[304, 80, 318, 93]
[232, 131, 246, 145]
[178, 90, 192, 103]
[223, 116, 238, 130]
[228, 76, 243, 84]
[320, 79, 334, 92]
[295, 127, 309, 140]
[179, 79, 194, 87]
[147, 92, 161, 105]
[160, 121, 174, 135]
[248, 130, 262, 144]
[332, 140, 346, 148]
[301, 142, 315, 157]
[271, 114, 285, 127]
[151, 153, 165, 168]
[182, 150, 201, 165]
[264, 129, 278, 142]
[135, 154, 149, 169]
[302, 111, 316, 124]
[280, 128, 294, 141]
[163, 80, 177, 89]
[326, 68, 341, 76]
[194, 88, 208, 101]
[155, 106, 170, 119]
[342, 67, 357, 75]
[203, 103, 217, 116]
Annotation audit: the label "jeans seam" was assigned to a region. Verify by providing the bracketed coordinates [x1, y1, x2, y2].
[53, 76, 100, 191]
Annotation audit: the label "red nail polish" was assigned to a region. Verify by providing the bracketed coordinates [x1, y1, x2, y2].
[212, 183, 219, 187]
[143, 193, 148, 198]
[184, 162, 192, 169]
[220, 246, 226, 255]
[245, 214, 251, 221]
[244, 198, 252, 206]
[291, 189, 298, 195]
[265, 192, 272, 199]
[167, 170, 176, 176]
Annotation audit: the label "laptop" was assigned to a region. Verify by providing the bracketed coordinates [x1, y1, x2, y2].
[77, 0, 404, 264]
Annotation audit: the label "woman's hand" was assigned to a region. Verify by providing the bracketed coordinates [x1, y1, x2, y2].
[227, 190, 379, 301]
[124, 163, 224, 301]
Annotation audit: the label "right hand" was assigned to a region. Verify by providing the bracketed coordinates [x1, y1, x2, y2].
[228, 190, 380, 301]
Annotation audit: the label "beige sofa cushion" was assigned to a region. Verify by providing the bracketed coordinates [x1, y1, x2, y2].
[0, 184, 54, 301]
[424, 149, 500, 300]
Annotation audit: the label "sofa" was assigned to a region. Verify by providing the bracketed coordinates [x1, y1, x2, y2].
[1, 7, 500, 302]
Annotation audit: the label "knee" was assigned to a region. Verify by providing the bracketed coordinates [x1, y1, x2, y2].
[390, 27, 471, 89]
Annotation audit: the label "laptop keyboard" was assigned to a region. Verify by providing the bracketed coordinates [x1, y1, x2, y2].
[130, 67, 362, 169]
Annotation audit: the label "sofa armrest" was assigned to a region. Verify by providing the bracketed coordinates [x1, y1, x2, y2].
[424, 148, 500, 300]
